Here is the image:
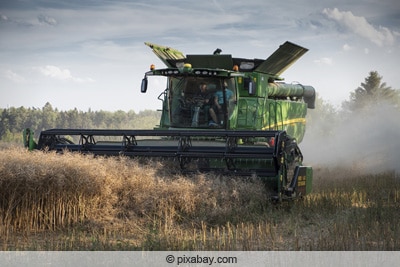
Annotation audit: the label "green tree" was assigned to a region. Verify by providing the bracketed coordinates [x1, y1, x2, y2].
[0, 109, 10, 139]
[68, 108, 83, 128]
[343, 71, 399, 111]
[40, 102, 57, 130]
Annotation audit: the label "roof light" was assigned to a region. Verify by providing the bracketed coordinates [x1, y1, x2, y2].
[233, 65, 239, 71]
[240, 62, 254, 70]
[150, 64, 155, 70]
[182, 63, 192, 73]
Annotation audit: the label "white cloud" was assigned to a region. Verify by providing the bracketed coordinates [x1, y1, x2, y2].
[38, 14, 57, 26]
[39, 65, 72, 80]
[322, 8, 396, 46]
[313, 57, 333, 65]
[2, 70, 25, 83]
[1, 14, 9, 22]
[342, 43, 353, 51]
[37, 65, 94, 83]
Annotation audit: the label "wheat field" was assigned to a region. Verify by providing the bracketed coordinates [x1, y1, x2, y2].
[0, 147, 399, 250]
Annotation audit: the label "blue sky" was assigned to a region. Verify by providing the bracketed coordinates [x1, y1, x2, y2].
[1, 0, 399, 111]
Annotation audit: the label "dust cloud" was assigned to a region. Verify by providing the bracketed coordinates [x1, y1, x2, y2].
[301, 103, 400, 174]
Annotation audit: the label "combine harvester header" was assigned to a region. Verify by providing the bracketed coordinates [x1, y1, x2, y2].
[24, 41, 315, 202]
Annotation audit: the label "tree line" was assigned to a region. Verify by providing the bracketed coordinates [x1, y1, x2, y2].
[0, 104, 161, 143]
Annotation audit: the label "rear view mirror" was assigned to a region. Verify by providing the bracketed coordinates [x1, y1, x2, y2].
[141, 77, 148, 93]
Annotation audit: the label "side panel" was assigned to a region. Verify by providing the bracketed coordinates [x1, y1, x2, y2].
[235, 98, 308, 143]
[263, 100, 307, 143]
[236, 98, 264, 129]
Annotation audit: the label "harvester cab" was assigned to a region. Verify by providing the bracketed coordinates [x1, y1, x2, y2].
[141, 42, 315, 139]
[24, 41, 316, 202]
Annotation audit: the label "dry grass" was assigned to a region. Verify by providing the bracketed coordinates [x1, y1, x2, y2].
[0, 147, 399, 250]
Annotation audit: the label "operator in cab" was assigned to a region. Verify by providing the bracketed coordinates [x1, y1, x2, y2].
[209, 81, 233, 127]
[191, 82, 213, 127]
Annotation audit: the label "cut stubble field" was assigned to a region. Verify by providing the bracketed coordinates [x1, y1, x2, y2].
[0, 148, 399, 250]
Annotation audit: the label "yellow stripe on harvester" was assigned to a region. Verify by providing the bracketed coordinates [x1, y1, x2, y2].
[262, 117, 306, 130]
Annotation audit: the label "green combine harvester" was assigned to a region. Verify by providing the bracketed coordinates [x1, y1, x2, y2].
[24, 41, 316, 201]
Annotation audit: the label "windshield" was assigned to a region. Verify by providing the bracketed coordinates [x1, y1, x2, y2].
[169, 77, 236, 128]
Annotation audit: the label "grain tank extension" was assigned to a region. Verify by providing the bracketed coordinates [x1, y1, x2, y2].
[24, 41, 316, 201]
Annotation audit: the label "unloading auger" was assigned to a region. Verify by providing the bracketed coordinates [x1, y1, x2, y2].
[24, 41, 316, 201]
